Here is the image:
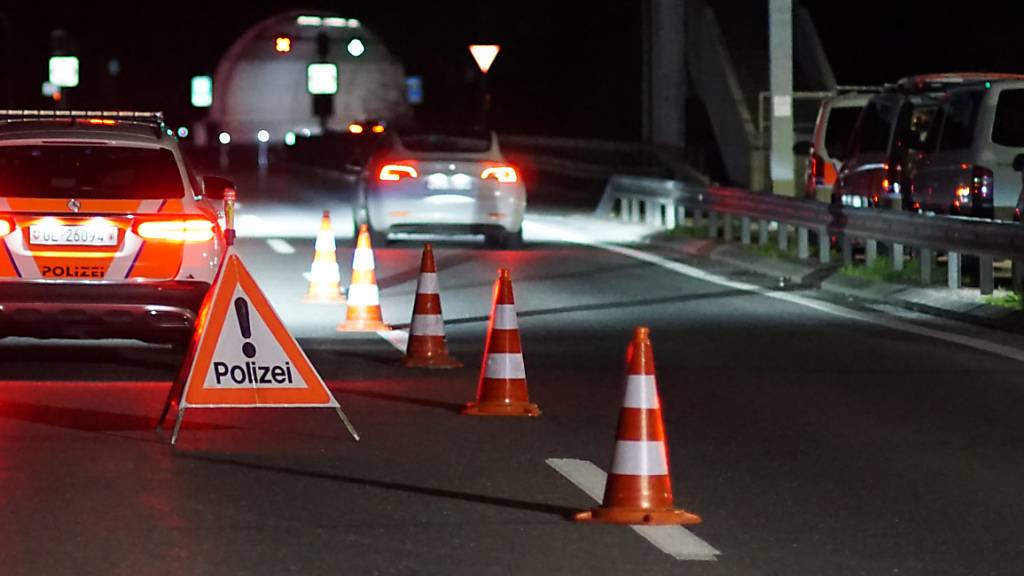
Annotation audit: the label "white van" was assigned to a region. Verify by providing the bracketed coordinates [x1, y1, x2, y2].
[909, 79, 1024, 219]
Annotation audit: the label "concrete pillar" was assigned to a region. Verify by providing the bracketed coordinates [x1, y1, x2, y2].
[707, 211, 718, 239]
[947, 252, 961, 289]
[644, 200, 658, 225]
[619, 197, 630, 222]
[630, 197, 642, 223]
[741, 216, 752, 245]
[979, 256, 994, 295]
[865, 239, 877, 267]
[777, 222, 789, 252]
[664, 202, 677, 229]
[677, 204, 687, 227]
[758, 219, 769, 246]
[769, 0, 795, 196]
[892, 243, 904, 271]
[642, 0, 686, 149]
[797, 227, 809, 259]
[841, 237, 853, 267]
[723, 214, 734, 241]
[920, 248, 934, 285]
[818, 227, 830, 264]
[694, 208, 704, 228]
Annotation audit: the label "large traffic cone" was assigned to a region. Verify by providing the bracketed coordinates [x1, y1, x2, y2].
[403, 244, 462, 368]
[304, 210, 346, 303]
[463, 268, 540, 416]
[575, 326, 701, 525]
[338, 224, 391, 332]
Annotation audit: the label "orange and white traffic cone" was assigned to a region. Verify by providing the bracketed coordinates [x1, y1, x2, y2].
[304, 210, 345, 303]
[463, 268, 540, 416]
[403, 244, 462, 368]
[575, 326, 701, 525]
[338, 224, 391, 332]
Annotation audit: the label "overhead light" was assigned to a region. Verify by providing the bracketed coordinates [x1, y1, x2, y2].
[191, 75, 213, 108]
[323, 17, 348, 28]
[257, 129, 270, 143]
[347, 19, 361, 28]
[347, 38, 365, 57]
[297, 16, 323, 26]
[218, 131, 231, 145]
[49, 56, 79, 88]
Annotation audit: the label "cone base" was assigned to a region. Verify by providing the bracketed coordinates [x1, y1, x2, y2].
[337, 320, 392, 332]
[402, 354, 463, 369]
[574, 506, 701, 526]
[462, 401, 541, 417]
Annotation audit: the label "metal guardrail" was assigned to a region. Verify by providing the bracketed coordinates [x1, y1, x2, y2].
[599, 175, 1024, 295]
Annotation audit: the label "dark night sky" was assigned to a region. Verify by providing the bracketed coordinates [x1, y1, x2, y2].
[0, 1, 1019, 139]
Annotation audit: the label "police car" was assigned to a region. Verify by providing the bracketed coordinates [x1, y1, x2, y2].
[0, 110, 230, 343]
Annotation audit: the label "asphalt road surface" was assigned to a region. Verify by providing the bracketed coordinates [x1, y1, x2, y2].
[2, 164, 1023, 575]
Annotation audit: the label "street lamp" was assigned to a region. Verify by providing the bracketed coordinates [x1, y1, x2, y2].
[469, 44, 500, 127]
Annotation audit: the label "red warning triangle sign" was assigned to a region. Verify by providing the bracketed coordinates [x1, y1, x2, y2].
[180, 251, 338, 408]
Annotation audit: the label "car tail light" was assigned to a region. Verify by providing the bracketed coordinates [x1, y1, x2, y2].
[135, 219, 216, 242]
[481, 165, 518, 184]
[371, 124, 385, 134]
[378, 163, 418, 182]
[348, 123, 364, 134]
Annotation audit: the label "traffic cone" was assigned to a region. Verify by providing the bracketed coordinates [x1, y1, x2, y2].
[575, 326, 701, 525]
[403, 244, 462, 368]
[463, 268, 540, 416]
[338, 224, 391, 332]
[304, 210, 345, 303]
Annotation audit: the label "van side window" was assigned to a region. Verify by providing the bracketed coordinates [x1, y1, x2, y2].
[938, 90, 983, 151]
[992, 89, 1024, 147]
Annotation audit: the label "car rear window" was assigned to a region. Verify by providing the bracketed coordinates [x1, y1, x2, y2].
[0, 145, 183, 199]
[992, 89, 1024, 147]
[853, 100, 896, 154]
[398, 129, 492, 153]
[824, 106, 861, 159]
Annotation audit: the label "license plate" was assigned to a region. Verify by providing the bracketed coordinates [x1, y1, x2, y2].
[425, 173, 473, 191]
[29, 225, 119, 246]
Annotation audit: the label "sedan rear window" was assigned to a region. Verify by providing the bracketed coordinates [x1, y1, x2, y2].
[398, 129, 492, 153]
[992, 89, 1024, 147]
[0, 145, 184, 199]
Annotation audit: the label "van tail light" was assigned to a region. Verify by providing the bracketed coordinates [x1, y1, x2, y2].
[481, 165, 519, 184]
[378, 163, 418, 182]
[0, 216, 14, 237]
[135, 219, 216, 242]
[805, 152, 824, 195]
[971, 165, 994, 199]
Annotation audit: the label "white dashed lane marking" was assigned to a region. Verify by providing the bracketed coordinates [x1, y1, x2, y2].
[546, 458, 720, 562]
[266, 238, 296, 255]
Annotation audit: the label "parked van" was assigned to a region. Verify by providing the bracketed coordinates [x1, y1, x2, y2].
[796, 92, 874, 202]
[833, 90, 940, 209]
[909, 79, 1024, 219]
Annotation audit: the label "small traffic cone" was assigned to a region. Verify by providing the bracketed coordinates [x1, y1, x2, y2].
[304, 210, 346, 303]
[575, 326, 701, 525]
[403, 244, 462, 368]
[463, 268, 540, 416]
[338, 224, 391, 332]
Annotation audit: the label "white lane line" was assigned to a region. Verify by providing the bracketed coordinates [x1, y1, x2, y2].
[529, 219, 1024, 364]
[377, 329, 409, 353]
[546, 458, 720, 562]
[266, 238, 296, 255]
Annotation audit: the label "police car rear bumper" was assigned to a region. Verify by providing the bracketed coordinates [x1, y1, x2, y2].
[0, 280, 211, 343]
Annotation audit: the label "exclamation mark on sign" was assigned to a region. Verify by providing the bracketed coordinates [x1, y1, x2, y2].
[235, 297, 257, 358]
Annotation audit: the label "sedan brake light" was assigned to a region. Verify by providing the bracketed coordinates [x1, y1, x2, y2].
[481, 165, 518, 184]
[135, 219, 216, 242]
[378, 163, 418, 182]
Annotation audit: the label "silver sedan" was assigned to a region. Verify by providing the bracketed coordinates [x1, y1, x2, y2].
[354, 128, 526, 249]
